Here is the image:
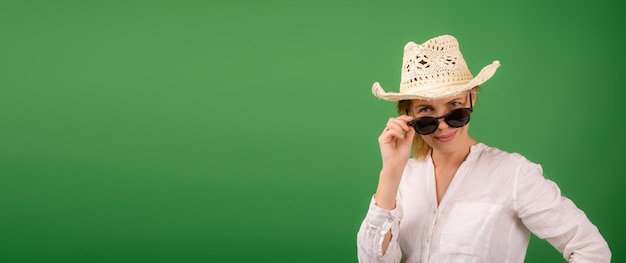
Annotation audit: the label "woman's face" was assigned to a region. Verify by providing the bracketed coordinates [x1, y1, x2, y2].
[408, 90, 475, 152]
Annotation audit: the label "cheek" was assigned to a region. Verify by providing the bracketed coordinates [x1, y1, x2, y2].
[420, 134, 436, 144]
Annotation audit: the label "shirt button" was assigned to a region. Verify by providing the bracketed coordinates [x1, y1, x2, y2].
[424, 237, 430, 242]
[387, 217, 393, 222]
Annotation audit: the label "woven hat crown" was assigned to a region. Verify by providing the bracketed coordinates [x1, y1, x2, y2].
[401, 35, 472, 93]
[372, 35, 500, 101]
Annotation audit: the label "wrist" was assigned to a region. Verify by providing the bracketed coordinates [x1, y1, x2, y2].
[381, 163, 406, 175]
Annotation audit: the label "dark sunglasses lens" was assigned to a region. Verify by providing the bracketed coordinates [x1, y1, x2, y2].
[413, 118, 438, 135]
[445, 109, 471, 128]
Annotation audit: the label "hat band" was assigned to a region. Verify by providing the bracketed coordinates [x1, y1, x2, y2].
[400, 79, 473, 94]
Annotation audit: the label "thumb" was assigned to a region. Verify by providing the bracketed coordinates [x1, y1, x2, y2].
[405, 127, 416, 142]
[401, 128, 416, 158]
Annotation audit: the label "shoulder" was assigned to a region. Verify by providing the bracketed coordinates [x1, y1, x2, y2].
[472, 143, 542, 173]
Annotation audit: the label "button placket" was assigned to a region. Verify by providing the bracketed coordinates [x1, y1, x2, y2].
[421, 208, 439, 262]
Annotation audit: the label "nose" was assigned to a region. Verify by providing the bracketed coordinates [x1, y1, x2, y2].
[435, 115, 450, 130]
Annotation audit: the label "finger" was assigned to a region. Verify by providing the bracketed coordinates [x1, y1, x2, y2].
[378, 128, 399, 145]
[401, 115, 418, 132]
[383, 118, 399, 132]
[386, 126, 409, 142]
[403, 126, 416, 142]
[379, 125, 402, 141]
[387, 118, 411, 132]
[381, 126, 392, 136]
[399, 114, 414, 120]
[384, 123, 404, 135]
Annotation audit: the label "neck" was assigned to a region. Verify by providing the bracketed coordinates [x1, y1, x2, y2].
[431, 138, 477, 168]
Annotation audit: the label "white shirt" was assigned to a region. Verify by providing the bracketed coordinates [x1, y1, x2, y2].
[357, 143, 610, 263]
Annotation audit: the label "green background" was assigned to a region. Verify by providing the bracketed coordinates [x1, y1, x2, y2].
[1, 0, 623, 262]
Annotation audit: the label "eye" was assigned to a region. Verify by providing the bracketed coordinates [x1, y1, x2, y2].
[450, 101, 461, 108]
[418, 107, 432, 113]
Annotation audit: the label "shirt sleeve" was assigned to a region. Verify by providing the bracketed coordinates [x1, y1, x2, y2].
[356, 195, 403, 263]
[514, 162, 611, 262]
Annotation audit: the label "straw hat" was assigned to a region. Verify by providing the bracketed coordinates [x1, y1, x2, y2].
[372, 35, 500, 101]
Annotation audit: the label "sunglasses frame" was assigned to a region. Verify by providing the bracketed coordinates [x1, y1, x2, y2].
[406, 93, 474, 135]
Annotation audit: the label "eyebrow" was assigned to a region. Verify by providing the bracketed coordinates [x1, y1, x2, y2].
[412, 95, 466, 108]
[412, 103, 432, 109]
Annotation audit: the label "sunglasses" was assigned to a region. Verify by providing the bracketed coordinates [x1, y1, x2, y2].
[407, 94, 473, 135]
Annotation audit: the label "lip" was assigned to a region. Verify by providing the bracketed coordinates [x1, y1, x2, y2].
[435, 131, 456, 142]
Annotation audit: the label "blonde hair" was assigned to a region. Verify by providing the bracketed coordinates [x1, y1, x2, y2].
[397, 100, 431, 160]
[397, 87, 480, 161]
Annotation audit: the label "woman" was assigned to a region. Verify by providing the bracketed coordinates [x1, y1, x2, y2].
[356, 35, 611, 262]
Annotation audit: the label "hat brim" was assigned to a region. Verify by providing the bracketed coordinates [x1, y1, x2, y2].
[372, 60, 500, 101]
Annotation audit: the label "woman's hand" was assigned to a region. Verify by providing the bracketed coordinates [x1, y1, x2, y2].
[374, 115, 416, 210]
[378, 115, 416, 172]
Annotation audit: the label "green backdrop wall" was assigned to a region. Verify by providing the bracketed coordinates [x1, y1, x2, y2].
[1, 0, 623, 262]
